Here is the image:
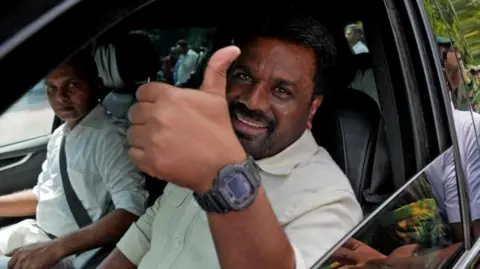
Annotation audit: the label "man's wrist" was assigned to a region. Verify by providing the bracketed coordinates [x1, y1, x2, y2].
[51, 239, 70, 259]
[193, 149, 247, 194]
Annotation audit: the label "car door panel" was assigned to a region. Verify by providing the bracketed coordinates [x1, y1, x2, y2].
[0, 136, 49, 227]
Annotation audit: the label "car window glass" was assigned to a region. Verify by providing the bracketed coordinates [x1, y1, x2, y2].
[312, 150, 464, 269]
[423, 0, 480, 244]
[135, 28, 214, 86]
[0, 80, 54, 147]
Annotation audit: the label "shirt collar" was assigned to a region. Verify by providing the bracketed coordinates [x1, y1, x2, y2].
[256, 130, 318, 176]
[63, 104, 106, 137]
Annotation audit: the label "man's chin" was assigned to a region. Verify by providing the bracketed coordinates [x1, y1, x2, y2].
[237, 136, 271, 160]
[56, 113, 83, 125]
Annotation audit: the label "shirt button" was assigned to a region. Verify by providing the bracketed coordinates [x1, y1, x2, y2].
[174, 237, 182, 246]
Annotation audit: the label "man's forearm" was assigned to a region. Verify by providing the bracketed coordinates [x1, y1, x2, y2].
[207, 187, 295, 269]
[0, 189, 37, 217]
[55, 209, 138, 258]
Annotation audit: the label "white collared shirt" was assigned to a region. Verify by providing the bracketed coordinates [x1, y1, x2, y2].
[176, 49, 199, 85]
[427, 107, 480, 222]
[33, 105, 148, 237]
[352, 41, 369, 55]
[117, 130, 362, 269]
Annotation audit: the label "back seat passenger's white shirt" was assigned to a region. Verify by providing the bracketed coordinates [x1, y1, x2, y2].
[33, 105, 148, 237]
[117, 130, 362, 269]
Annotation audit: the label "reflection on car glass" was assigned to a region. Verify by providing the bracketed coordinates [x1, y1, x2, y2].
[345, 23, 369, 55]
[344, 22, 379, 106]
[0, 79, 54, 148]
[314, 150, 468, 269]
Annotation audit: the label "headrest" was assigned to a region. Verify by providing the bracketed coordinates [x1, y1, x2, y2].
[114, 33, 160, 86]
[94, 33, 160, 92]
[95, 43, 124, 89]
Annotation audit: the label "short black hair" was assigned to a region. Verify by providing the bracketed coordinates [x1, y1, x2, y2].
[345, 24, 364, 35]
[230, 6, 337, 96]
[176, 39, 188, 48]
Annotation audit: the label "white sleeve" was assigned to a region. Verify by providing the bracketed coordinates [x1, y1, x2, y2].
[94, 125, 148, 216]
[463, 117, 480, 220]
[284, 189, 362, 268]
[117, 196, 163, 265]
[33, 128, 59, 198]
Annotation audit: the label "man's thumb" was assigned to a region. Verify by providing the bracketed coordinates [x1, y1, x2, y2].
[200, 45, 241, 96]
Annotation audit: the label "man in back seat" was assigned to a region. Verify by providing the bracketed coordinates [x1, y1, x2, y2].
[0, 51, 148, 269]
[100, 7, 362, 269]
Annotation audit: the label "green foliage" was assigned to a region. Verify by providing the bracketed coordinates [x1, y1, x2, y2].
[423, 0, 480, 111]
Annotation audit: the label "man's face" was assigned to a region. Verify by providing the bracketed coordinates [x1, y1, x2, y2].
[443, 48, 462, 90]
[176, 44, 187, 55]
[227, 37, 322, 159]
[45, 64, 96, 126]
[345, 28, 357, 45]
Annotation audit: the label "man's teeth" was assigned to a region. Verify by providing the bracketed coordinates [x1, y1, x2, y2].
[236, 113, 266, 128]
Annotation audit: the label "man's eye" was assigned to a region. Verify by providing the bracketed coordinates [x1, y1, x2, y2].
[68, 82, 79, 89]
[273, 87, 291, 97]
[237, 73, 252, 81]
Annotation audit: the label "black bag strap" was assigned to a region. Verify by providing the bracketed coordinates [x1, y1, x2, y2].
[59, 136, 93, 228]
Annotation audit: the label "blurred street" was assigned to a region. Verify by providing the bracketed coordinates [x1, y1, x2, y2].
[0, 89, 54, 147]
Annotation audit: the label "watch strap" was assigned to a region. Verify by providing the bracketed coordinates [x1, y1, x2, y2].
[194, 156, 260, 213]
[193, 190, 228, 213]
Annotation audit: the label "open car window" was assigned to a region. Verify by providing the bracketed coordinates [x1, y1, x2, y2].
[0, 80, 53, 147]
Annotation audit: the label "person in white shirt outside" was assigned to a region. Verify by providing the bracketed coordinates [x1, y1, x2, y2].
[99, 8, 362, 269]
[0, 51, 148, 269]
[427, 36, 480, 241]
[345, 24, 369, 55]
[173, 39, 200, 86]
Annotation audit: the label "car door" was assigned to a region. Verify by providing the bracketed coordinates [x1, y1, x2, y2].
[309, 0, 477, 267]
[420, 0, 480, 266]
[0, 82, 54, 227]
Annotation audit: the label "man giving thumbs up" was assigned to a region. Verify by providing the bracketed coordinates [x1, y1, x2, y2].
[99, 7, 362, 269]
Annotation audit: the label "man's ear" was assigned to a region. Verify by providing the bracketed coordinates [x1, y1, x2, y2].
[306, 95, 323, 129]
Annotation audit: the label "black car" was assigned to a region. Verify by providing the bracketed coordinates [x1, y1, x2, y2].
[0, 0, 479, 268]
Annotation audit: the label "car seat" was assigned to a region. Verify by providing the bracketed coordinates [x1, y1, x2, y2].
[96, 32, 160, 120]
[79, 33, 164, 269]
[312, 88, 394, 214]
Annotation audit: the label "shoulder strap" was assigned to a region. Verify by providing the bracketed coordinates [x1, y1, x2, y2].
[59, 136, 93, 228]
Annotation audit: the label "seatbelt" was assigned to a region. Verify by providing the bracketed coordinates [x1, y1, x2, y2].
[59, 136, 117, 266]
[59, 136, 93, 229]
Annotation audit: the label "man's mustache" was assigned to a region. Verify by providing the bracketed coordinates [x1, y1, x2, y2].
[229, 101, 276, 131]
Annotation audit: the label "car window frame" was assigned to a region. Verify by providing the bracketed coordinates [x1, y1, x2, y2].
[0, 0, 155, 115]
[311, 0, 473, 266]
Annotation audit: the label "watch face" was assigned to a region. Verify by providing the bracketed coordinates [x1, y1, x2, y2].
[224, 171, 252, 204]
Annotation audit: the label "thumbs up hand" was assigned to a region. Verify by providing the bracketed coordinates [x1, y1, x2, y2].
[127, 46, 246, 193]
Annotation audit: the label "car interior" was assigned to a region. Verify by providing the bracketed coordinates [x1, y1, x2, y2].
[86, 3, 400, 215]
[0, 0, 464, 267]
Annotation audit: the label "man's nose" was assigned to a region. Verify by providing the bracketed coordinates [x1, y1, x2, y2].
[54, 88, 69, 102]
[241, 84, 270, 112]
